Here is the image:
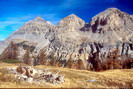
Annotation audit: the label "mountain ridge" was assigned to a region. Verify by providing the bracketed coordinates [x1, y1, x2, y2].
[0, 8, 133, 71]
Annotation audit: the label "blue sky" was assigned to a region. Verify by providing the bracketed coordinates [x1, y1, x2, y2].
[0, 0, 133, 40]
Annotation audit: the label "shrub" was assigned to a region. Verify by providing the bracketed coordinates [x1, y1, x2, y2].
[123, 58, 133, 69]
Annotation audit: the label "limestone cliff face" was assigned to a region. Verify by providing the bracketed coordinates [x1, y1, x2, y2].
[0, 8, 133, 68]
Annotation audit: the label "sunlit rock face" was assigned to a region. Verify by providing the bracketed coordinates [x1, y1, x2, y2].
[90, 8, 133, 32]
[58, 14, 85, 27]
[0, 8, 133, 68]
[85, 8, 133, 44]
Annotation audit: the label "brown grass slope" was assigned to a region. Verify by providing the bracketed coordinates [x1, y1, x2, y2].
[0, 62, 133, 88]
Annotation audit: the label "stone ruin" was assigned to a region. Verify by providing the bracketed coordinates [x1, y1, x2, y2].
[6, 66, 64, 85]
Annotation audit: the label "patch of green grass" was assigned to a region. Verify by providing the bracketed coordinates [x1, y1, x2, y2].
[1, 59, 21, 63]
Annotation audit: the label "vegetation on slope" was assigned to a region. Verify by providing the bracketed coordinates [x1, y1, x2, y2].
[0, 59, 21, 63]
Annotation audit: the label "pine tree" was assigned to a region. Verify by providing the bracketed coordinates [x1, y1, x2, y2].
[67, 54, 73, 68]
[23, 48, 32, 65]
[38, 49, 47, 65]
[77, 59, 86, 70]
[10, 41, 18, 59]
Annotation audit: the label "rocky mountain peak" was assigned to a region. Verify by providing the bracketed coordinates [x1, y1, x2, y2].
[89, 8, 133, 33]
[104, 8, 127, 17]
[106, 8, 120, 12]
[32, 16, 47, 23]
[6, 16, 54, 42]
[67, 14, 79, 18]
[91, 8, 125, 21]
[58, 14, 85, 27]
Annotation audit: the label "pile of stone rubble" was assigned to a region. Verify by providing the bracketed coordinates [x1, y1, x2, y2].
[6, 66, 64, 84]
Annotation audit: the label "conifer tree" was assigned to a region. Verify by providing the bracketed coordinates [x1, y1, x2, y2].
[23, 48, 32, 65]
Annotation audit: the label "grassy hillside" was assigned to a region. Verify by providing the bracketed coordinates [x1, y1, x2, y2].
[0, 62, 133, 88]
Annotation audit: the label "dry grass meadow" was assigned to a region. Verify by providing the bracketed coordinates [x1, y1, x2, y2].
[0, 62, 133, 88]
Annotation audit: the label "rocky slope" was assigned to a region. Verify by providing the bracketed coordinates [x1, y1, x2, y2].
[0, 8, 133, 70]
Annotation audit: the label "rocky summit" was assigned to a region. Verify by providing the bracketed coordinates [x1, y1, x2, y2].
[0, 8, 133, 71]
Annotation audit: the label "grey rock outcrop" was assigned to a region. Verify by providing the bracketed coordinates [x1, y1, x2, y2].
[7, 66, 64, 84]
